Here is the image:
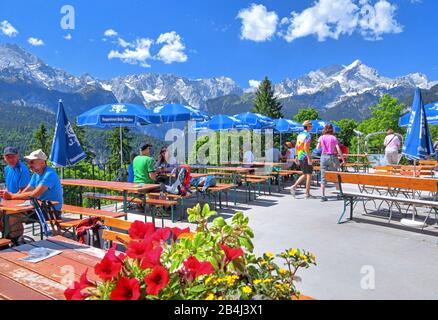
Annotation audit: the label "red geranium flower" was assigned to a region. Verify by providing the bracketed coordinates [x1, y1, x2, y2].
[126, 239, 153, 259]
[140, 246, 163, 269]
[94, 256, 122, 281]
[219, 244, 244, 264]
[110, 277, 141, 300]
[128, 221, 155, 240]
[182, 256, 214, 281]
[64, 269, 94, 300]
[106, 243, 126, 263]
[171, 227, 191, 241]
[149, 227, 171, 243]
[144, 266, 169, 296]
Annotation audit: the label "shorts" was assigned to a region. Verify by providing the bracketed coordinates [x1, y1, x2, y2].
[299, 160, 313, 175]
[320, 154, 338, 186]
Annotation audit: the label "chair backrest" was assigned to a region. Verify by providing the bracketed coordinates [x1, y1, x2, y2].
[101, 217, 132, 246]
[30, 199, 62, 237]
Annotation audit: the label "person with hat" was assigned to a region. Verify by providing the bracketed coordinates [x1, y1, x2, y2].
[0, 149, 63, 244]
[3, 147, 31, 194]
[290, 120, 314, 199]
[133, 143, 158, 184]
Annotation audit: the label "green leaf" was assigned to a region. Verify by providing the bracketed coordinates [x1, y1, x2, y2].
[212, 217, 226, 228]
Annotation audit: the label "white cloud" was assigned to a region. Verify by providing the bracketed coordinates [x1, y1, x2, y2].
[359, 0, 403, 40]
[237, 4, 278, 42]
[104, 29, 118, 37]
[28, 37, 44, 46]
[280, 0, 402, 42]
[155, 31, 188, 64]
[108, 38, 153, 68]
[281, 0, 359, 42]
[63, 34, 72, 40]
[118, 37, 131, 48]
[249, 80, 261, 89]
[0, 20, 18, 37]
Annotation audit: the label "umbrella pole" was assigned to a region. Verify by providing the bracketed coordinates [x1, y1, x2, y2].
[120, 125, 123, 169]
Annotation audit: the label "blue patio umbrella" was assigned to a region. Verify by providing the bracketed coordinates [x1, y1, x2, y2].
[193, 115, 249, 132]
[50, 100, 87, 167]
[273, 119, 302, 146]
[402, 88, 433, 161]
[399, 102, 438, 127]
[152, 103, 209, 123]
[310, 120, 341, 134]
[77, 103, 158, 167]
[401, 88, 434, 227]
[234, 112, 274, 129]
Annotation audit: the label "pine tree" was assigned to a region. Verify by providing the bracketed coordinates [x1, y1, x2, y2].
[252, 77, 283, 119]
[108, 127, 133, 170]
[72, 123, 95, 161]
[31, 123, 50, 154]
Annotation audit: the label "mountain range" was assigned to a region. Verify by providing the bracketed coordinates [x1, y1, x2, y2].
[1, 43, 438, 133]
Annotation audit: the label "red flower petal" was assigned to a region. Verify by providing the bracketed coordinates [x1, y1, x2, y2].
[110, 277, 141, 300]
[94, 257, 122, 281]
[219, 244, 244, 263]
[182, 256, 214, 280]
[171, 227, 191, 241]
[140, 247, 163, 269]
[126, 239, 153, 259]
[128, 221, 155, 240]
[64, 269, 93, 300]
[144, 266, 169, 296]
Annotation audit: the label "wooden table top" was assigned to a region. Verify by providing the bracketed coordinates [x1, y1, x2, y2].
[0, 236, 105, 300]
[61, 179, 160, 193]
[0, 200, 34, 214]
[206, 167, 255, 173]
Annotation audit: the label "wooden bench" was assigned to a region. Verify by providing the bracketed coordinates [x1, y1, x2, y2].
[61, 205, 127, 219]
[81, 193, 178, 225]
[325, 172, 438, 226]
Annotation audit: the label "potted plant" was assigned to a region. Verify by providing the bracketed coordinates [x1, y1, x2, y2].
[65, 204, 316, 300]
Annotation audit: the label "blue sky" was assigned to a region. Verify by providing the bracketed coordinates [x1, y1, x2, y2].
[0, 0, 436, 87]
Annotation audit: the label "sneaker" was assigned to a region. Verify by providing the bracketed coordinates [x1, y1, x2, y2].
[290, 187, 296, 198]
[321, 196, 328, 202]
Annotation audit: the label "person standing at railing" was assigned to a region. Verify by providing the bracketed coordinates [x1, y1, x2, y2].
[317, 124, 345, 202]
[384, 129, 401, 165]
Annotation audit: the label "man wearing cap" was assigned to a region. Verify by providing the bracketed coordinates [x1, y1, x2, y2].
[2, 149, 63, 216]
[133, 143, 157, 184]
[290, 120, 314, 199]
[3, 147, 31, 194]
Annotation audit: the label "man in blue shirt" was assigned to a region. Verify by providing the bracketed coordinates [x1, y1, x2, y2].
[3, 147, 31, 193]
[1, 150, 63, 243]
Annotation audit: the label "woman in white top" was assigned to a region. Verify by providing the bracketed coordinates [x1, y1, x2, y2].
[384, 129, 400, 165]
[284, 141, 297, 169]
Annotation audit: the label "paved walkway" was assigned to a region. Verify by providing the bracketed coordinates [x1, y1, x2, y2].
[128, 184, 438, 300]
[31, 182, 438, 300]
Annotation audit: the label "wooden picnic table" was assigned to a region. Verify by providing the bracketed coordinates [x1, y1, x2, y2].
[0, 200, 58, 240]
[0, 236, 104, 300]
[61, 179, 160, 212]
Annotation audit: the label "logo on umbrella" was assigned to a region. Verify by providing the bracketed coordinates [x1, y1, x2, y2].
[110, 104, 128, 114]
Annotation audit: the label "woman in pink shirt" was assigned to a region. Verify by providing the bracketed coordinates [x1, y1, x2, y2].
[384, 128, 400, 165]
[317, 124, 345, 202]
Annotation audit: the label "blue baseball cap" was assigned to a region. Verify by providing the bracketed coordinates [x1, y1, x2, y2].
[3, 147, 18, 156]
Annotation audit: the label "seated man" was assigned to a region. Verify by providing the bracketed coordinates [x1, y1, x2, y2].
[133, 143, 158, 184]
[1, 149, 63, 243]
[3, 147, 31, 194]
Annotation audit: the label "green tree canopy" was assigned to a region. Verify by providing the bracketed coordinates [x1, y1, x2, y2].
[293, 108, 319, 124]
[334, 119, 358, 147]
[252, 77, 283, 119]
[356, 94, 406, 153]
[31, 123, 52, 155]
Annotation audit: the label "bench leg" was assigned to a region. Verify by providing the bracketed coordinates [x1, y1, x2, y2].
[338, 197, 354, 224]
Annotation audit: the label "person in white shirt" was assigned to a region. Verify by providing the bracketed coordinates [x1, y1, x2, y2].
[383, 129, 400, 165]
